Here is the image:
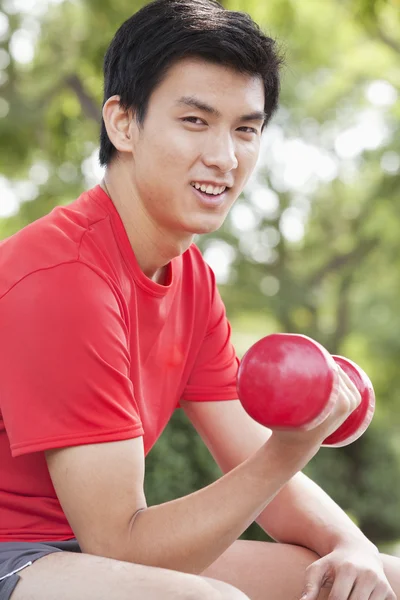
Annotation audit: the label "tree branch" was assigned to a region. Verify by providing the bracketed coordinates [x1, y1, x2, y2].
[374, 25, 400, 55]
[330, 272, 352, 354]
[65, 74, 101, 123]
[307, 238, 379, 289]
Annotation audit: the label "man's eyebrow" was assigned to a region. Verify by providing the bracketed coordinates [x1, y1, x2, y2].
[238, 111, 267, 123]
[176, 96, 267, 122]
[176, 96, 221, 117]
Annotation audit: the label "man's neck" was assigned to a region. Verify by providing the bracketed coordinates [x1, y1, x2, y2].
[100, 172, 193, 284]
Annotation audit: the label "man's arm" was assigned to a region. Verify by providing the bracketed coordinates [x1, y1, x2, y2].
[180, 398, 376, 556]
[46, 431, 321, 574]
[47, 376, 361, 575]
[46, 370, 356, 575]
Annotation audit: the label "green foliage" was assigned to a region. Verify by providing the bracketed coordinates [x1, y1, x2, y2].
[305, 422, 400, 543]
[1, 0, 399, 548]
[145, 410, 220, 505]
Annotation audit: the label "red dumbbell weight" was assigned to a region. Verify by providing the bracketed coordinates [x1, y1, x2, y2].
[236, 333, 375, 447]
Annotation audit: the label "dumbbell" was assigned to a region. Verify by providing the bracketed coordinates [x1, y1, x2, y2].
[236, 333, 375, 447]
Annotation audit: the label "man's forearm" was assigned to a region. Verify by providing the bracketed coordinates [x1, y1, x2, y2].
[255, 471, 378, 557]
[113, 436, 319, 574]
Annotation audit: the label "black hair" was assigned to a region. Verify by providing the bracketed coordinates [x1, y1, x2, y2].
[99, 0, 283, 166]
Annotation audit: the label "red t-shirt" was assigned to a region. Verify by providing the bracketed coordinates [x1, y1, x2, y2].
[0, 185, 239, 542]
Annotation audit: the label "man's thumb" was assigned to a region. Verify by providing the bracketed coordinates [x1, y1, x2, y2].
[300, 560, 328, 600]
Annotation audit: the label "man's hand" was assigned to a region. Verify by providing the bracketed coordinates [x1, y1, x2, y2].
[272, 364, 362, 451]
[301, 542, 396, 600]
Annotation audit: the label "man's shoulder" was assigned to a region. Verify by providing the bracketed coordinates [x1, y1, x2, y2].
[0, 187, 111, 300]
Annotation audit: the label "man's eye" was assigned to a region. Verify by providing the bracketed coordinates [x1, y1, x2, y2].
[238, 127, 258, 135]
[182, 117, 205, 125]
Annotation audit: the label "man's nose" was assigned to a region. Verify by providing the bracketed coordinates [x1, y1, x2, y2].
[202, 134, 238, 173]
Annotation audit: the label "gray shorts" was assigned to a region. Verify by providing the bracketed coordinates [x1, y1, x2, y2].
[0, 539, 81, 600]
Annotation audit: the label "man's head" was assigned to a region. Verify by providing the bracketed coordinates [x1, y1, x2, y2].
[100, 0, 283, 237]
[100, 0, 282, 167]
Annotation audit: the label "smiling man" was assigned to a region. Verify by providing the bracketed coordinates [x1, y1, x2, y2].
[0, 1, 399, 600]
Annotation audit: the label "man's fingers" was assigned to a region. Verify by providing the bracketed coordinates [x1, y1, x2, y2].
[327, 574, 359, 600]
[301, 562, 330, 600]
[337, 367, 361, 407]
[359, 580, 396, 600]
[337, 369, 361, 412]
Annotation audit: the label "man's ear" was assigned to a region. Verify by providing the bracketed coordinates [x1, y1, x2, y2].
[102, 96, 136, 154]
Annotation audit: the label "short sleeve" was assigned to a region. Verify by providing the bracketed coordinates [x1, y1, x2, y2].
[181, 268, 240, 402]
[0, 262, 143, 457]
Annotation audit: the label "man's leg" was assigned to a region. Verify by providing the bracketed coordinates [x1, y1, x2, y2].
[10, 551, 250, 600]
[201, 540, 400, 600]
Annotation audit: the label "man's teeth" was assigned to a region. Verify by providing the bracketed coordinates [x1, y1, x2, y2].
[191, 182, 227, 196]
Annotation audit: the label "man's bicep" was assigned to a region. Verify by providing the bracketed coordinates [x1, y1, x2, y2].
[45, 436, 147, 558]
[181, 399, 272, 473]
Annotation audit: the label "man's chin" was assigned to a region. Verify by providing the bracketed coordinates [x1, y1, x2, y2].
[186, 214, 227, 236]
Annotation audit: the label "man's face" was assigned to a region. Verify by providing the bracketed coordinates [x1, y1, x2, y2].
[127, 57, 265, 235]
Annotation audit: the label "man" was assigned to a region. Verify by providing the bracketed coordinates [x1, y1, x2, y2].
[0, 0, 399, 599]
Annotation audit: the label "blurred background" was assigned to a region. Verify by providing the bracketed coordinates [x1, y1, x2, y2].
[0, 0, 399, 553]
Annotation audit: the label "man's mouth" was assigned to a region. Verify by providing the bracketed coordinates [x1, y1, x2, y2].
[190, 182, 228, 196]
